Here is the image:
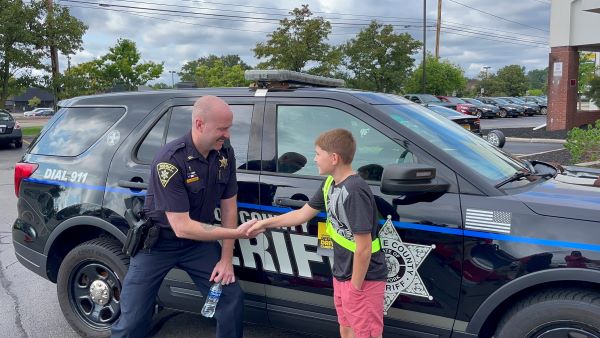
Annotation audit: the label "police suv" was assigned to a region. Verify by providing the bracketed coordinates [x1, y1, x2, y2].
[12, 70, 600, 338]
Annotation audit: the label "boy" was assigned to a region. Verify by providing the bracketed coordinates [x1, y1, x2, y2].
[247, 128, 388, 338]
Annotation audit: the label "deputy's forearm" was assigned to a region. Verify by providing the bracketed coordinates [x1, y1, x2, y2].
[174, 220, 241, 241]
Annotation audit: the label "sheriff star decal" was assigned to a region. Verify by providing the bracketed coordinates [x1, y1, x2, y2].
[379, 216, 435, 314]
[157, 162, 178, 188]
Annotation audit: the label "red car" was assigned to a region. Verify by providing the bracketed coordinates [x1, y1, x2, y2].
[437, 96, 478, 116]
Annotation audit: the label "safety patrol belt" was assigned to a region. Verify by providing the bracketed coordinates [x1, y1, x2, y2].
[323, 175, 381, 253]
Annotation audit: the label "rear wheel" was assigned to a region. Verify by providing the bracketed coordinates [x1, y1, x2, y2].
[486, 130, 505, 148]
[541, 107, 548, 115]
[495, 289, 600, 338]
[476, 110, 482, 118]
[499, 109, 508, 118]
[57, 238, 129, 338]
[14, 139, 22, 148]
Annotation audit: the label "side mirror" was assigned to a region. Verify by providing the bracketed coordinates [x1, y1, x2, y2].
[381, 164, 449, 195]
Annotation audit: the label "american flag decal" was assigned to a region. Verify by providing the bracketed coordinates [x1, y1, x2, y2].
[465, 209, 512, 234]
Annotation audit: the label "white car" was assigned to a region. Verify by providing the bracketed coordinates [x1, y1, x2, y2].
[23, 107, 53, 117]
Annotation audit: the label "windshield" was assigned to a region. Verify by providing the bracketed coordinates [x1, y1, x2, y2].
[446, 97, 465, 104]
[493, 98, 509, 104]
[463, 98, 483, 105]
[377, 104, 527, 182]
[428, 105, 461, 118]
[508, 98, 526, 104]
[0, 112, 12, 121]
[421, 94, 442, 103]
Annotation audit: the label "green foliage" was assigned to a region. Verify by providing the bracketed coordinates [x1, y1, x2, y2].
[253, 5, 340, 76]
[586, 75, 600, 106]
[195, 60, 249, 87]
[22, 126, 42, 137]
[60, 39, 164, 98]
[342, 21, 421, 93]
[179, 54, 250, 84]
[495, 65, 529, 96]
[579, 52, 597, 94]
[565, 120, 600, 163]
[28, 96, 41, 107]
[0, 0, 86, 107]
[527, 88, 544, 96]
[527, 68, 547, 93]
[404, 54, 467, 95]
[150, 83, 171, 90]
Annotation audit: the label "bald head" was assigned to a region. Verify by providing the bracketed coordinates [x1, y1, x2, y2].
[192, 95, 232, 123]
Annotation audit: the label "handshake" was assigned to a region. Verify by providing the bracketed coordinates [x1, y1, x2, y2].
[236, 219, 268, 239]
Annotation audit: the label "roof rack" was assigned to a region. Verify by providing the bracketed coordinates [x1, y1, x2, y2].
[245, 70, 345, 89]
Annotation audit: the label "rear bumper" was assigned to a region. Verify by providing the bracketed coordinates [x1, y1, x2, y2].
[13, 239, 49, 280]
[0, 130, 22, 143]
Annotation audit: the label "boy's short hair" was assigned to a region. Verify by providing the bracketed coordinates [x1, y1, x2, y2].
[315, 128, 356, 164]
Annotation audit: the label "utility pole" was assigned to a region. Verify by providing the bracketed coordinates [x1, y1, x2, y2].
[169, 70, 176, 88]
[483, 66, 491, 78]
[46, 0, 59, 108]
[435, 0, 442, 59]
[422, 0, 427, 94]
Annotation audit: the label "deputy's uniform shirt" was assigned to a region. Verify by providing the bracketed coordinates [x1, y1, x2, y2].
[144, 131, 237, 228]
[308, 174, 387, 282]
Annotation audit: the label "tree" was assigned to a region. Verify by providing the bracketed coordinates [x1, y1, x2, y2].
[28, 96, 41, 108]
[476, 71, 505, 96]
[587, 75, 600, 106]
[98, 39, 164, 91]
[195, 60, 249, 87]
[150, 82, 171, 90]
[342, 21, 421, 93]
[179, 54, 250, 84]
[527, 68, 548, 93]
[253, 5, 340, 76]
[60, 60, 107, 98]
[404, 55, 467, 95]
[0, 0, 43, 108]
[495, 65, 529, 96]
[579, 52, 597, 95]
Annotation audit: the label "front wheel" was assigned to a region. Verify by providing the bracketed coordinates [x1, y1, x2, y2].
[499, 109, 508, 118]
[487, 130, 506, 148]
[476, 110, 482, 118]
[57, 238, 129, 338]
[495, 288, 600, 338]
[541, 107, 548, 115]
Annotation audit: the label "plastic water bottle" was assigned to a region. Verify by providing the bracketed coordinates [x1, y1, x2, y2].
[201, 282, 222, 318]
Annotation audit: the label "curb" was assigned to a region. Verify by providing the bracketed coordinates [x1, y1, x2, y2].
[506, 137, 566, 144]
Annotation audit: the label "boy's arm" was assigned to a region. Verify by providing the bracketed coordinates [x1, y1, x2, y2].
[247, 204, 319, 236]
[351, 232, 372, 290]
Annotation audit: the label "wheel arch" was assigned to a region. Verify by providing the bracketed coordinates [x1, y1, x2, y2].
[466, 268, 600, 337]
[44, 216, 127, 283]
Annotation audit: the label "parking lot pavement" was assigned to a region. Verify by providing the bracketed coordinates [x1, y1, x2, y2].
[0, 145, 316, 338]
[503, 141, 565, 157]
[480, 115, 546, 130]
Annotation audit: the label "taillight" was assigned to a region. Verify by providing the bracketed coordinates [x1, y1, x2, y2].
[14, 163, 38, 197]
[14, 122, 21, 129]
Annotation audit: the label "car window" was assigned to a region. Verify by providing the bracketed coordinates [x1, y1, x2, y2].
[136, 112, 169, 163]
[165, 105, 253, 169]
[30, 107, 125, 156]
[0, 112, 12, 121]
[377, 104, 526, 181]
[276, 105, 413, 181]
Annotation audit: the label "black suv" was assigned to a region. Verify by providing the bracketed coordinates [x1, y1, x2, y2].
[13, 71, 600, 338]
[0, 109, 23, 148]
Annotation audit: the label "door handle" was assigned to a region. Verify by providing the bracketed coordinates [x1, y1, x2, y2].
[118, 180, 148, 190]
[275, 198, 307, 208]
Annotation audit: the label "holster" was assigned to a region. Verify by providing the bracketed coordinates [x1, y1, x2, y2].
[123, 209, 151, 257]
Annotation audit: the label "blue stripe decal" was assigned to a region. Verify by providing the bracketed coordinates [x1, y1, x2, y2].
[23, 178, 600, 251]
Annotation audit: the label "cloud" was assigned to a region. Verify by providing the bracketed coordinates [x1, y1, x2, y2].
[58, 0, 553, 84]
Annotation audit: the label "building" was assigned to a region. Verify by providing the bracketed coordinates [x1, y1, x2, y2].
[6, 87, 55, 113]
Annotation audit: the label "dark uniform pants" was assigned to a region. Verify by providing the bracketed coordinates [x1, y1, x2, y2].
[111, 231, 244, 338]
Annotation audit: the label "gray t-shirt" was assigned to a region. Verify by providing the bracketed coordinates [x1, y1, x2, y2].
[309, 174, 388, 281]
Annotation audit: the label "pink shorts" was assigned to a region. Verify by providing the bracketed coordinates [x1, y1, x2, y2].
[333, 278, 386, 338]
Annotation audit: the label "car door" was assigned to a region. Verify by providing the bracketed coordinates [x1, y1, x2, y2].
[257, 97, 464, 337]
[103, 96, 268, 321]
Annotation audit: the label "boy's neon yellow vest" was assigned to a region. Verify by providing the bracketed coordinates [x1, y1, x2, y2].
[323, 175, 381, 253]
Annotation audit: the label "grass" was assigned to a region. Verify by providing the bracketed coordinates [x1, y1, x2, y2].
[21, 126, 42, 137]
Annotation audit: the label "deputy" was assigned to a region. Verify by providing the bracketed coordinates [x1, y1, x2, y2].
[111, 96, 259, 338]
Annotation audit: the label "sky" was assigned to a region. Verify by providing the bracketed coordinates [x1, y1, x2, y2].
[54, 0, 553, 85]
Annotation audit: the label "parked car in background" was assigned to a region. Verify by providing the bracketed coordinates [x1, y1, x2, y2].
[479, 97, 523, 117]
[436, 96, 478, 116]
[427, 105, 505, 147]
[23, 107, 54, 117]
[0, 109, 23, 148]
[521, 96, 548, 115]
[499, 97, 539, 116]
[460, 98, 499, 118]
[403, 94, 456, 109]
[38, 109, 55, 117]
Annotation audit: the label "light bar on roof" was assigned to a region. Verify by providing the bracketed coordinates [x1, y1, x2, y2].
[245, 70, 345, 88]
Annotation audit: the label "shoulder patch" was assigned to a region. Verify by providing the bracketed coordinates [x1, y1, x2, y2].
[157, 162, 179, 188]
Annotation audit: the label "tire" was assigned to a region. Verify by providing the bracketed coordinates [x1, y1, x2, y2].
[541, 107, 547, 115]
[57, 238, 129, 338]
[499, 109, 508, 118]
[495, 288, 600, 338]
[14, 140, 22, 148]
[476, 110, 482, 118]
[487, 130, 505, 148]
